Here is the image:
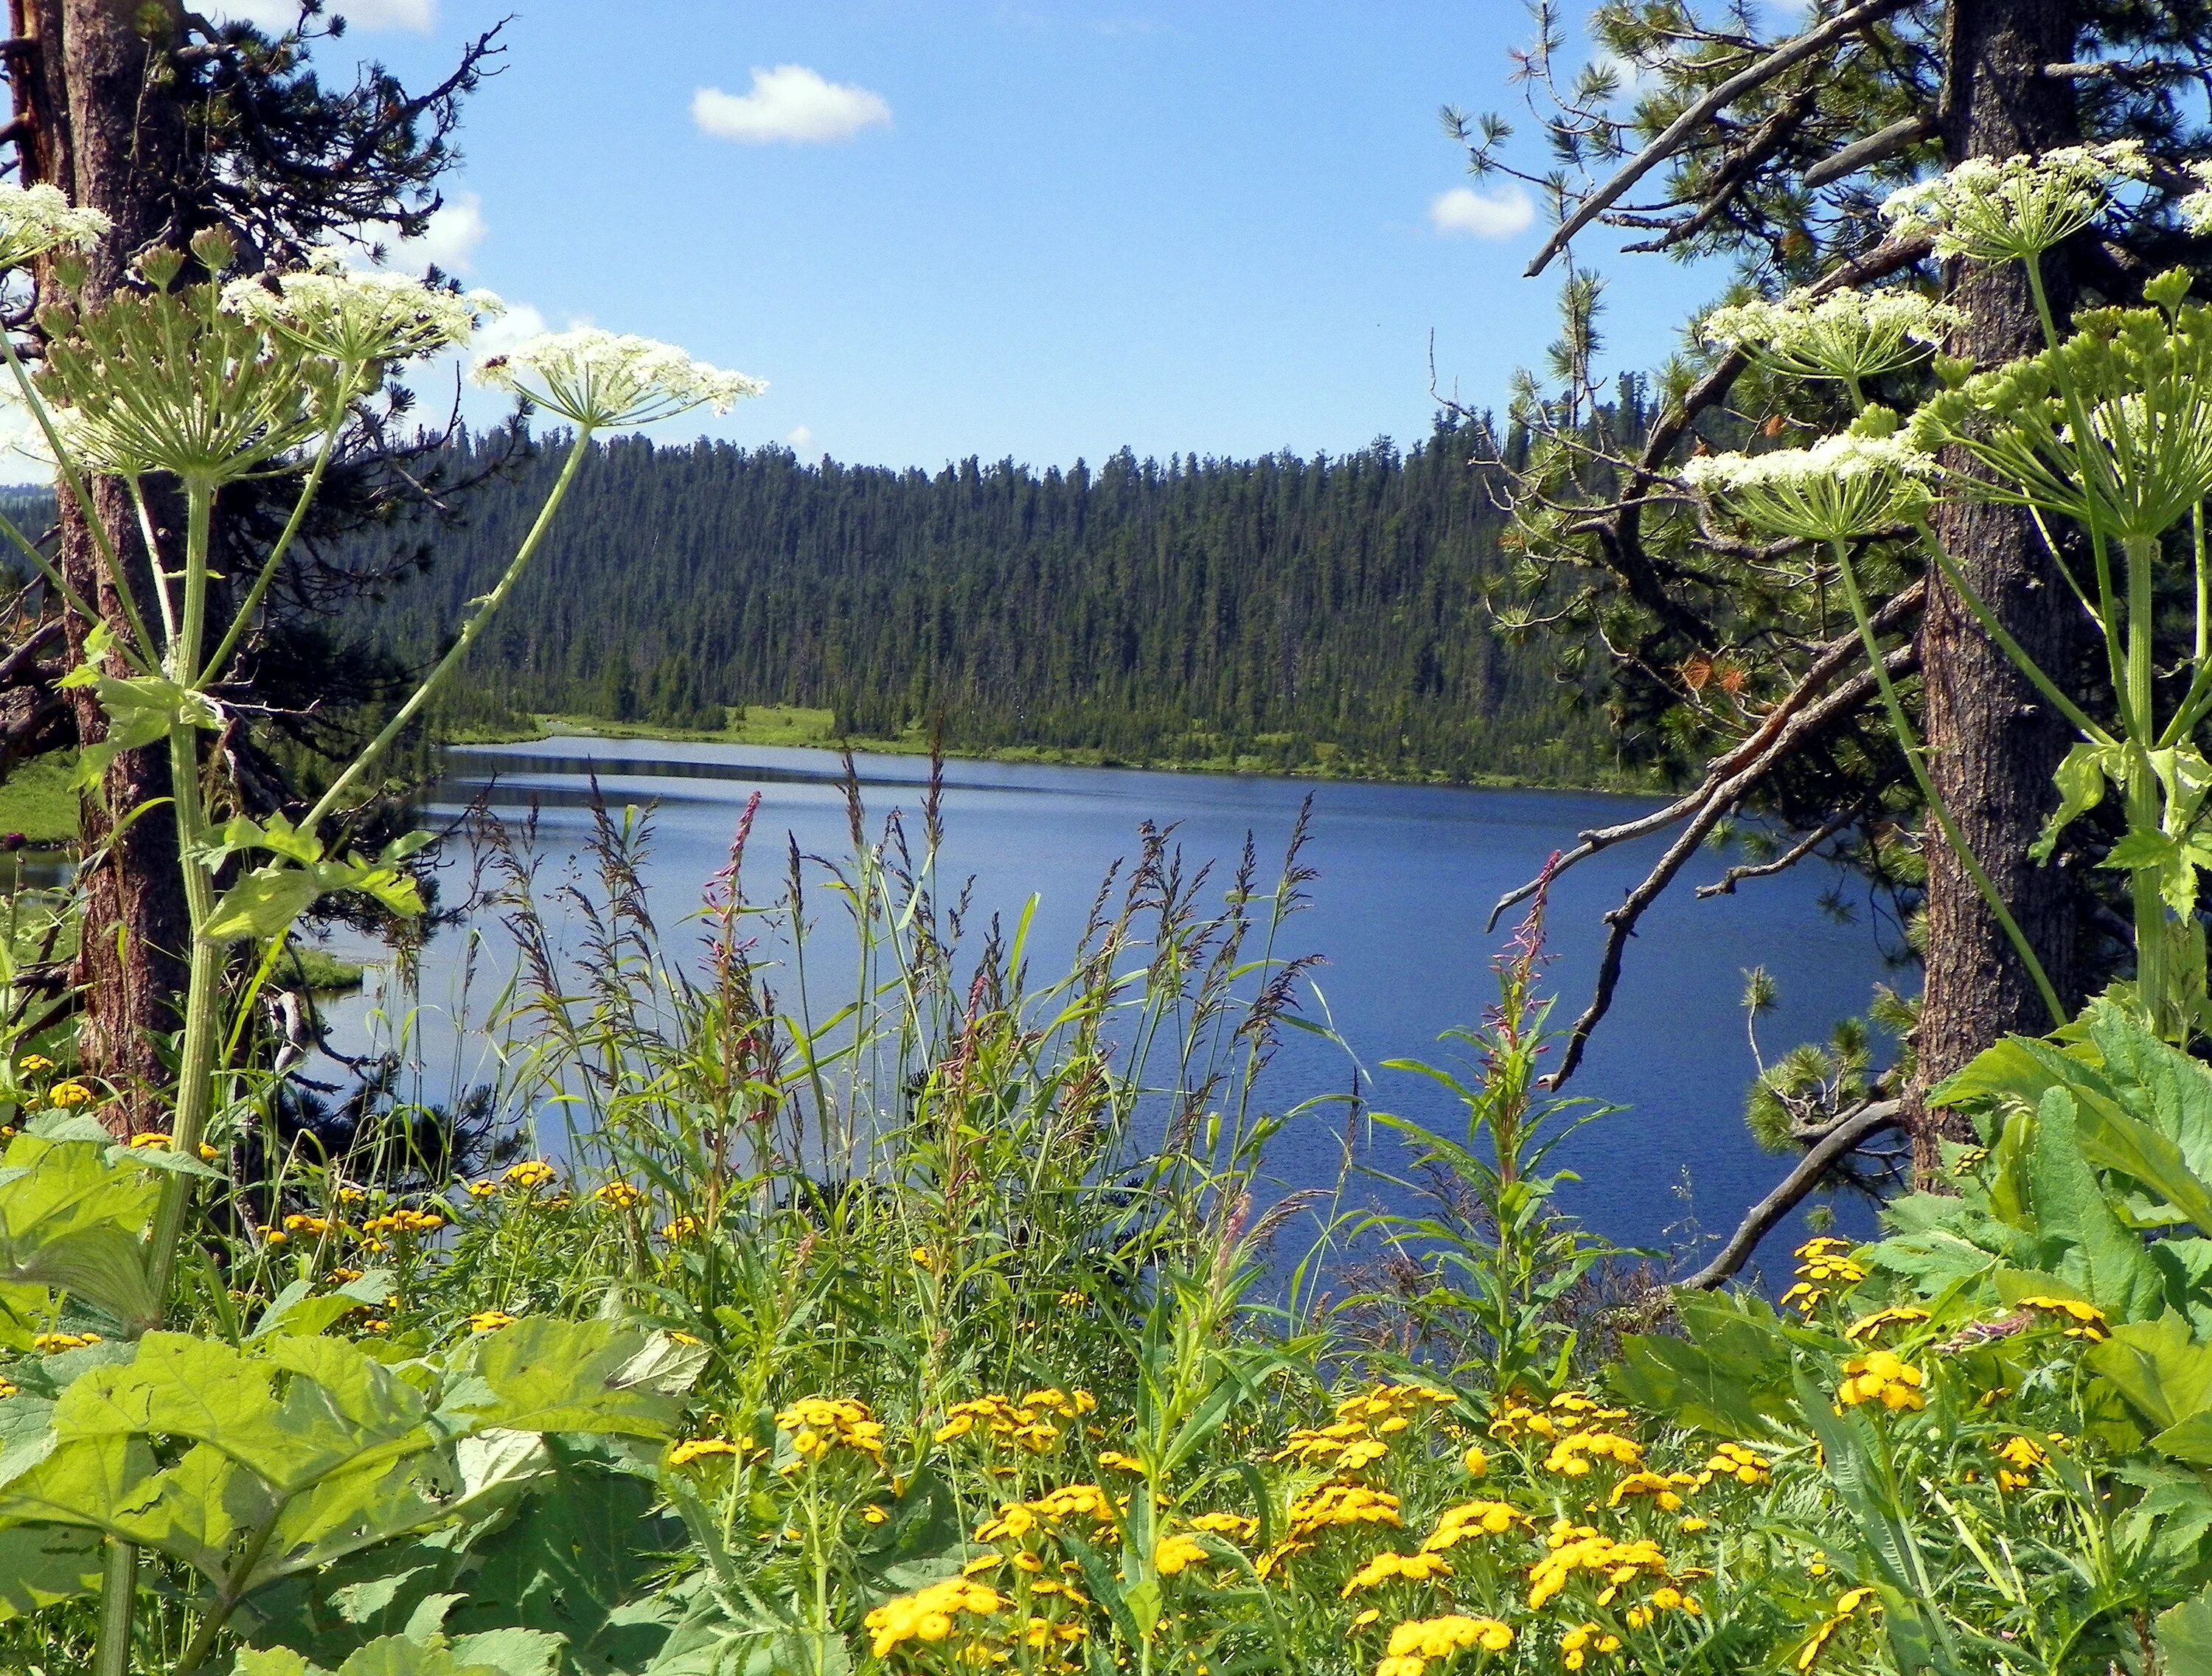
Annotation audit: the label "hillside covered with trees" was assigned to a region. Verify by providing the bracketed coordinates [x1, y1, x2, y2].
[351, 419, 1623, 783]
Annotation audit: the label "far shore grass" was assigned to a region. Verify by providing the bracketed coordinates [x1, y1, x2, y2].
[450, 703, 1652, 795]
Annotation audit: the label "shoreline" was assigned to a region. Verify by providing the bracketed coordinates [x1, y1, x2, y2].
[445, 706, 1661, 799]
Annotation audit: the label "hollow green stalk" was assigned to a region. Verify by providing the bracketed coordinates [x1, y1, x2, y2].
[1831, 537, 2065, 1026]
[302, 428, 593, 832]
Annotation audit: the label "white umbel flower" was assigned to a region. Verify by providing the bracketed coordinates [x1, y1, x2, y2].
[473, 328, 765, 427]
[0, 183, 110, 271]
[223, 268, 501, 365]
[1682, 423, 1936, 542]
[2178, 161, 2212, 236]
[1700, 288, 1961, 384]
[1880, 142, 2149, 262]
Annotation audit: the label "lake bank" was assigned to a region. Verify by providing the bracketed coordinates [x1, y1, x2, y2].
[442, 703, 1665, 796]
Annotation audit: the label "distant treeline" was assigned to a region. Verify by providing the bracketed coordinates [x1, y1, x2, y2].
[2, 425, 1624, 782]
[338, 418, 1623, 784]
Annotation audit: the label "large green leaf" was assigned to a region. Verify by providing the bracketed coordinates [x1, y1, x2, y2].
[0, 1520, 100, 1618]
[2027, 1087, 2166, 1319]
[433, 1320, 692, 1440]
[2160, 1588, 2212, 1676]
[2086, 1313, 2212, 1432]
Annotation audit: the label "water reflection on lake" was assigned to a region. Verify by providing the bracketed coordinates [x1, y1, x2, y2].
[311, 736, 1902, 1282]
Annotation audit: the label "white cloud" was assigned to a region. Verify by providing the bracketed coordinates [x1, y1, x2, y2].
[402, 193, 487, 275]
[209, 0, 434, 32]
[787, 425, 815, 452]
[1429, 184, 1535, 240]
[472, 301, 549, 361]
[693, 66, 891, 145]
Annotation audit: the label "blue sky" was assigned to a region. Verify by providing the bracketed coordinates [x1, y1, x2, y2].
[220, 0, 1733, 469]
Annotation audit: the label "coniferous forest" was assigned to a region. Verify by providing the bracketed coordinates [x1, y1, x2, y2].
[353, 418, 1623, 782]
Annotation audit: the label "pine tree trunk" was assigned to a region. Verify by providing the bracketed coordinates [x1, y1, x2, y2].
[1916, 0, 2084, 1169]
[7, 0, 189, 1136]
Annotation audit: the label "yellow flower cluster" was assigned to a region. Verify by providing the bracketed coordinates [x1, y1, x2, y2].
[1287, 1481, 1404, 1540]
[2018, 1295, 2110, 1341]
[1154, 1533, 1211, 1576]
[1420, 1501, 1530, 1552]
[1342, 1550, 1453, 1596]
[1994, 1433, 2051, 1490]
[465, 1180, 498, 1199]
[1796, 1585, 1879, 1671]
[594, 1180, 646, 1209]
[976, 1481, 1121, 1542]
[668, 1436, 757, 1469]
[283, 1212, 333, 1237]
[1782, 1238, 1866, 1317]
[1836, 1350, 1926, 1412]
[467, 1310, 516, 1333]
[1277, 1383, 1450, 1471]
[777, 1397, 887, 1467]
[1607, 1470, 1697, 1511]
[1542, 1430, 1644, 1477]
[1846, 1304, 1930, 1342]
[1187, 1510, 1259, 1543]
[933, 1388, 1097, 1453]
[363, 1206, 445, 1237]
[1374, 1613, 1513, 1676]
[866, 1576, 1005, 1658]
[1701, 1442, 1770, 1487]
[661, 1214, 702, 1241]
[504, 1159, 559, 1192]
[1526, 1526, 1674, 1611]
[1560, 1621, 1622, 1670]
[1489, 1391, 1627, 1441]
[0, 1376, 16, 1399]
[17, 1054, 52, 1074]
[47, 1080, 91, 1107]
[32, 1331, 100, 1352]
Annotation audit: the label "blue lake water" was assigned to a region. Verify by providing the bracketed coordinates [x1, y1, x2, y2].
[316, 736, 1900, 1284]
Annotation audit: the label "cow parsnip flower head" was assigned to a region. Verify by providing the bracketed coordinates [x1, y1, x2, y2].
[1700, 288, 1961, 385]
[38, 282, 348, 485]
[1907, 283, 2212, 541]
[223, 268, 502, 366]
[473, 328, 765, 428]
[2179, 160, 2212, 235]
[0, 183, 110, 271]
[1680, 417, 1936, 542]
[1881, 142, 2150, 262]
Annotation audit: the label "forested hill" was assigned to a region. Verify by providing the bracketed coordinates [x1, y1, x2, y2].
[355, 420, 1621, 784]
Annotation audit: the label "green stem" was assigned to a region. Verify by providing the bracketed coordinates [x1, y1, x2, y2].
[1832, 539, 2065, 1028]
[172, 1503, 282, 1676]
[302, 429, 594, 835]
[1915, 519, 2113, 744]
[91, 1537, 136, 1676]
[202, 400, 350, 682]
[2122, 532, 2174, 1029]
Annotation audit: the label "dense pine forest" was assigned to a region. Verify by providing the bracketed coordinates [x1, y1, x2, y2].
[350, 418, 1623, 783]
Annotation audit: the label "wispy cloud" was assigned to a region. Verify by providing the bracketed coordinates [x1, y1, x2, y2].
[1429, 184, 1535, 240]
[788, 425, 815, 452]
[211, 0, 436, 32]
[693, 66, 892, 145]
[369, 191, 486, 275]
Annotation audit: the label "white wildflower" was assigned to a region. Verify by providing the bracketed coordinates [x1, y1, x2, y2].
[1683, 423, 1936, 542]
[224, 268, 502, 365]
[473, 328, 765, 428]
[1880, 142, 2150, 263]
[2178, 160, 2212, 236]
[0, 183, 109, 271]
[1700, 288, 1961, 384]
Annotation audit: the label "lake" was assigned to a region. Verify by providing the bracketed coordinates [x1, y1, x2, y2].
[315, 735, 1901, 1282]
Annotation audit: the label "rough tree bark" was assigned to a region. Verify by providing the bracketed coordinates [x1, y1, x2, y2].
[1915, 0, 2086, 1171]
[7, 0, 189, 1136]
